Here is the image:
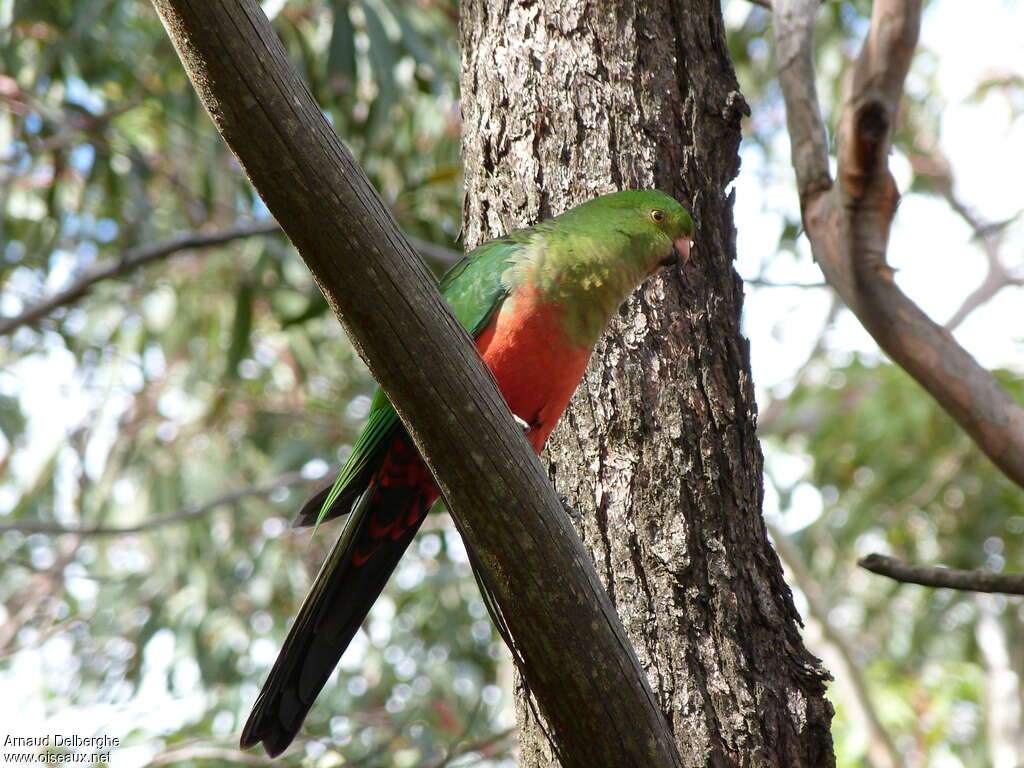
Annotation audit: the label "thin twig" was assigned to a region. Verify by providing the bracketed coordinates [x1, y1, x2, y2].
[0, 222, 460, 336]
[0, 472, 307, 536]
[944, 267, 1021, 332]
[409, 235, 462, 267]
[859, 554, 1024, 595]
[0, 220, 281, 336]
[744, 277, 826, 288]
[907, 150, 1022, 330]
[425, 726, 517, 768]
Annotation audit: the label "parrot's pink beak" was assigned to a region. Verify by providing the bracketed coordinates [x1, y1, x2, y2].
[673, 237, 691, 265]
[656, 238, 692, 272]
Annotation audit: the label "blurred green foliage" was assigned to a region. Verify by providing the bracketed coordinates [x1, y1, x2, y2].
[764, 360, 1024, 768]
[2, 0, 1023, 767]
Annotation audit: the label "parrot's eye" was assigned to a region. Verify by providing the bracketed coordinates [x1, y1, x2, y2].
[650, 209, 665, 223]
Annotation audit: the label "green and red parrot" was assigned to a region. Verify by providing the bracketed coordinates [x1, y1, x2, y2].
[241, 189, 694, 756]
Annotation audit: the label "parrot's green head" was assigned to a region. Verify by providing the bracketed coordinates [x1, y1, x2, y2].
[538, 188, 694, 277]
[588, 188, 694, 273]
[509, 189, 694, 344]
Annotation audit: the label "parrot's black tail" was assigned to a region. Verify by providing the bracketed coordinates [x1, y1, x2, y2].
[240, 477, 434, 757]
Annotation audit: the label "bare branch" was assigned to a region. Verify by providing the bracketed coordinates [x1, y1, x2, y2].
[744, 277, 826, 288]
[774, 0, 832, 202]
[0, 472, 306, 536]
[774, 0, 1024, 490]
[408, 235, 462, 267]
[0, 218, 459, 336]
[0, 220, 280, 336]
[859, 554, 1024, 594]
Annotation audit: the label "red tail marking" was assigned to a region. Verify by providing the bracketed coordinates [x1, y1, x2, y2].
[351, 438, 439, 568]
[352, 544, 380, 567]
[367, 513, 399, 540]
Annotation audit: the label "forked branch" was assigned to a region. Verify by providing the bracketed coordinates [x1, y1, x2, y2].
[773, 0, 1024, 489]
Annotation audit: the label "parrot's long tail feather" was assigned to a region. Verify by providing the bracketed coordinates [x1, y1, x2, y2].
[290, 477, 333, 528]
[291, 465, 374, 529]
[241, 456, 436, 757]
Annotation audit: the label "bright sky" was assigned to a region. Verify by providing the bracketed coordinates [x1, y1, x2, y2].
[2, 0, 1023, 765]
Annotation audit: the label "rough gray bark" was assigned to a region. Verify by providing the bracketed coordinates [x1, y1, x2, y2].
[460, 2, 835, 766]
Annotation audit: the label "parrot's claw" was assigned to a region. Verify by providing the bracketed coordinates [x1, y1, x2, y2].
[513, 414, 531, 435]
[558, 494, 583, 522]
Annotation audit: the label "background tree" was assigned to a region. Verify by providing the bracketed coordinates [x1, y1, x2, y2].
[1, 0, 1022, 767]
[736, 1, 1024, 766]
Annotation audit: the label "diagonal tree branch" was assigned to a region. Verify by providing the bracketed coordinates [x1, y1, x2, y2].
[773, 0, 1024, 489]
[150, 1, 682, 765]
[0, 221, 458, 337]
[0, 472, 307, 536]
[859, 554, 1024, 595]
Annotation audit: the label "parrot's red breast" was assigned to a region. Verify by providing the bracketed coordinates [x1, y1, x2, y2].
[475, 282, 592, 452]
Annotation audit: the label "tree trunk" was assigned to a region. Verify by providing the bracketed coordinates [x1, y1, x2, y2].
[459, 2, 836, 766]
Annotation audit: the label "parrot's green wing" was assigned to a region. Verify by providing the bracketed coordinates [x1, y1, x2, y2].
[294, 237, 522, 529]
[438, 234, 523, 330]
